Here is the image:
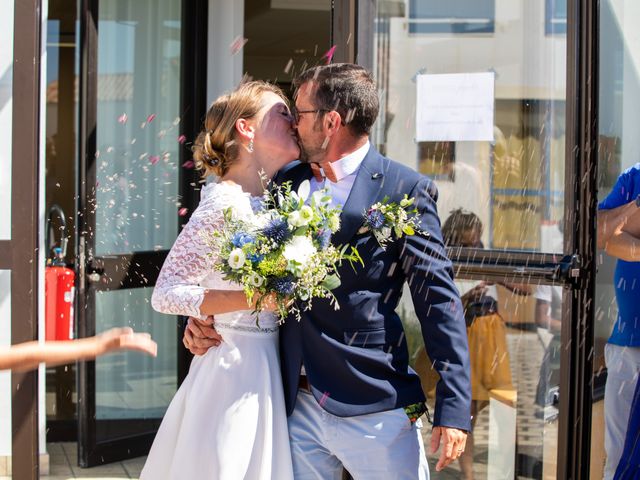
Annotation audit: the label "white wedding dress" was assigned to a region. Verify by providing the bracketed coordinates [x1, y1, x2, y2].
[140, 182, 294, 480]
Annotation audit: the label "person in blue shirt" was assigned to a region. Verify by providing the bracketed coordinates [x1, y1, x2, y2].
[614, 377, 640, 479]
[597, 163, 640, 480]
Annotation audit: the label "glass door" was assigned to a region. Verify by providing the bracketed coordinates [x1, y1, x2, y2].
[365, 0, 593, 478]
[77, 0, 193, 467]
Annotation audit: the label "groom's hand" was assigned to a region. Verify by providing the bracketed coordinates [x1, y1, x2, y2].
[183, 316, 222, 355]
[430, 426, 467, 471]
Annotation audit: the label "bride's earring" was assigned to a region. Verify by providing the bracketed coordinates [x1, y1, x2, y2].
[247, 138, 254, 153]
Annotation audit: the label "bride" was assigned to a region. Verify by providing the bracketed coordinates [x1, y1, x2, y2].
[140, 81, 300, 479]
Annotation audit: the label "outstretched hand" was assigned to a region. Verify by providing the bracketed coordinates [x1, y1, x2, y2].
[98, 327, 158, 357]
[183, 316, 223, 355]
[430, 426, 467, 471]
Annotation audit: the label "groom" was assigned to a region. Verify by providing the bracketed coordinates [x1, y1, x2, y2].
[185, 63, 471, 478]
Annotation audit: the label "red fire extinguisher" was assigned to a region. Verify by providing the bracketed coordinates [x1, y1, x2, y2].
[45, 249, 75, 341]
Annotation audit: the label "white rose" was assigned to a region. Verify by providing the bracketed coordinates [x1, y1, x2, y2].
[282, 235, 317, 268]
[248, 272, 264, 287]
[227, 248, 246, 269]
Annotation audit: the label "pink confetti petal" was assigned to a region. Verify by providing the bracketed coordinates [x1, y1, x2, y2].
[182, 160, 195, 169]
[117, 113, 128, 124]
[229, 36, 248, 55]
[149, 155, 160, 165]
[146, 113, 157, 123]
[178, 208, 188, 216]
[178, 134, 187, 144]
[323, 45, 337, 64]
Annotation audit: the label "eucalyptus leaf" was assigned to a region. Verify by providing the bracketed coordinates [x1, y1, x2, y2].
[322, 274, 341, 290]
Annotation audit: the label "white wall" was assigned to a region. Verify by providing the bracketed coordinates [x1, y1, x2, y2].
[0, 0, 13, 460]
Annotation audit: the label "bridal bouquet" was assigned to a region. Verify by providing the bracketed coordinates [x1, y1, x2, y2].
[209, 179, 362, 322]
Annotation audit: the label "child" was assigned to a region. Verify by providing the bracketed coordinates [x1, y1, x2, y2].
[0, 327, 157, 372]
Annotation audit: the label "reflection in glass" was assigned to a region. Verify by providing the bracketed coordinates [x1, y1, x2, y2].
[95, 0, 182, 255]
[373, 1, 566, 253]
[95, 287, 176, 441]
[45, 1, 79, 427]
[374, 1, 568, 476]
[407, 275, 563, 478]
[594, 1, 640, 478]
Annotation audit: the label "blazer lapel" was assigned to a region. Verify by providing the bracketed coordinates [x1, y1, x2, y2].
[274, 161, 314, 190]
[332, 147, 388, 246]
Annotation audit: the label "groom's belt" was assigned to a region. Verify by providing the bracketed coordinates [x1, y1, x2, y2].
[298, 375, 429, 423]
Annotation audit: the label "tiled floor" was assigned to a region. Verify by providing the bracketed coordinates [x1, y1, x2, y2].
[44, 442, 146, 479]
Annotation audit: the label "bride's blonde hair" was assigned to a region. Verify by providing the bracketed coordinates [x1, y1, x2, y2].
[192, 81, 289, 178]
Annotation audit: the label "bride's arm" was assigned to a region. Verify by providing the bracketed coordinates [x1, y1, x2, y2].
[151, 201, 251, 317]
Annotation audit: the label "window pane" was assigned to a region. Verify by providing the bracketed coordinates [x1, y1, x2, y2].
[409, 0, 495, 34]
[593, 1, 640, 478]
[95, 287, 176, 440]
[95, 0, 182, 255]
[410, 0, 494, 19]
[402, 279, 564, 478]
[374, 2, 566, 253]
[375, 0, 567, 476]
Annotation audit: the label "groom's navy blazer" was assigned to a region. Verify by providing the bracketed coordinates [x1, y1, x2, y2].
[277, 147, 472, 432]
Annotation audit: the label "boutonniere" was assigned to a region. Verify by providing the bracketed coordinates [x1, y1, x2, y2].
[358, 195, 422, 248]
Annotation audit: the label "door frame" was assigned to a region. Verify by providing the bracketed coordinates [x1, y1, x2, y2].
[76, 0, 209, 467]
[8, 0, 43, 479]
[349, 0, 599, 477]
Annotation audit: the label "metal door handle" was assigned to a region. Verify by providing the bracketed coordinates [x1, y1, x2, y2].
[87, 272, 102, 284]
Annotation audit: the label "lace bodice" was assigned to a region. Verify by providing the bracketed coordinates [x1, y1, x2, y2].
[151, 181, 277, 329]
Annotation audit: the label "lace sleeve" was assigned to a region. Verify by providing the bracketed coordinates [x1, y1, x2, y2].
[151, 193, 223, 318]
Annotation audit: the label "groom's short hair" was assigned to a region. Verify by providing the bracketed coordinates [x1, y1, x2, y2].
[293, 63, 379, 136]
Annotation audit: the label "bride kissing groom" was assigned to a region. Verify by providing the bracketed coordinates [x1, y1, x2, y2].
[149, 63, 472, 479]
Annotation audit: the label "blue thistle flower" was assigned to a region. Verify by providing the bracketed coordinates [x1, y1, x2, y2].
[316, 228, 332, 249]
[249, 253, 264, 263]
[232, 232, 254, 247]
[366, 209, 385, 229]
[268, 275, 296, 296]
[262, 218, 291, 244]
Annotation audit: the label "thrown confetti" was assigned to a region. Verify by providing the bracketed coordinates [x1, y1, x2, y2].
[178, 134, 187, 144]
[318, 391, 330, 407]
[149, 155, 160, 165]
[284, 58, 294, 74]
[323, 45, 337, 64]
[146, 113, 157, 123]
[178, 208, 188, 216]
[182, 160, 195, 169]
[229, 36, 248, 55]
[117, 113, 128, 124]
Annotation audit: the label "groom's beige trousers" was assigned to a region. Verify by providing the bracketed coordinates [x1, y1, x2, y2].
[288, 389, 430, 479]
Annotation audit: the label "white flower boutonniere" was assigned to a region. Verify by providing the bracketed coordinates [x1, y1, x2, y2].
[359, 195, 422, 248]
